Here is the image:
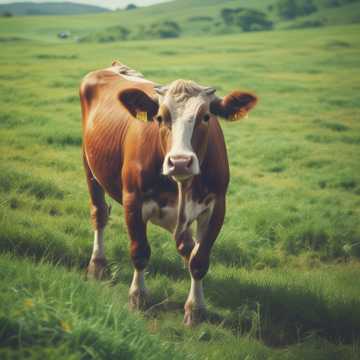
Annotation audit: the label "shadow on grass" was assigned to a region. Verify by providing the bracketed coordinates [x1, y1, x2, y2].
[148, 255, 187, 281]
[2, 214, 358, 348]
[0, 225, 90, 270]
[140, 271, 360, 348]
[205, 275, 360, 347]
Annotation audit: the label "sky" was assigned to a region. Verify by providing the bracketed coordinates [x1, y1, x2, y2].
[0, 0, 170, 10]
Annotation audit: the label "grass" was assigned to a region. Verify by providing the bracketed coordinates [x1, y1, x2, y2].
[0, 8, 359, 360]
[1, 255, 359, 359]
[0, 254, 182, 360]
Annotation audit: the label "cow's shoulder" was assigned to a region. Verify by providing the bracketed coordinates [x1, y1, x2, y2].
[80, 69, 122, 105]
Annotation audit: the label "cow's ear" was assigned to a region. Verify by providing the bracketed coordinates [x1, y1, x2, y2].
[118, 88, 159, 121]
[210, 91, 258, 121]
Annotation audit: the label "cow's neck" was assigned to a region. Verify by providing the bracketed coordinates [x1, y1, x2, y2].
[140, 122, 166, 172]
[174, 180, 192, 241]
[172, 175, 215, 243]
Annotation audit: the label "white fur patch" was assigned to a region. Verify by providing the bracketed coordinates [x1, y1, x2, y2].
[186, 274, 205, 309]
[142, 194, 214, 235]
[162, 97, 203, 176]
[90, 228, 105, 260]
[184, 197, 213, 226]
[142, 200, 178, 232]
[120, 74, 154, 84]
[129, 269, 146, 294]
[106, 64, 154, 84]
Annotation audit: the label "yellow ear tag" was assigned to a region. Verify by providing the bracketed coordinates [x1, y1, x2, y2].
[230, 112, 249, 121]
[136, 111, 147, 122]
[229, 113, 239, 122]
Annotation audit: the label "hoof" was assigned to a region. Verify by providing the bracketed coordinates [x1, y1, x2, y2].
[86, 258, 107, 280]
[129, 289, 148, 311]
[184, 306, 207, 327]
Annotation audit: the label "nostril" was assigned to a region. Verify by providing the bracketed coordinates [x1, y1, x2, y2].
[168, 157, 175, 168]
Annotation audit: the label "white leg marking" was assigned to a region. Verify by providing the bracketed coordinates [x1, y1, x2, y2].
[186, 276, 205, 309]
[184, 250, 206, 325]
[87, 228, 106, 279]
[129, 269, 147, 295]
[90, 228, 105, 260]
[185, 243, 205, 309]
[183, 198, 215, 323]
[129, 269, 148, 310]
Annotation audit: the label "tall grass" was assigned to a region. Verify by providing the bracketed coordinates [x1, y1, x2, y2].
[0, 254, 184, 360]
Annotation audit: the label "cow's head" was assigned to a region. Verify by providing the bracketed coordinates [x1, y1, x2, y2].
[119, 80, 257, 182]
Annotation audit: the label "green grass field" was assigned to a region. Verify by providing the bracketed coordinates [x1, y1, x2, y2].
[0, 3, 360, 358]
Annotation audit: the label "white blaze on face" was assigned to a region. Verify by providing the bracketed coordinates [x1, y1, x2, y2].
[162, 96, 205, 176]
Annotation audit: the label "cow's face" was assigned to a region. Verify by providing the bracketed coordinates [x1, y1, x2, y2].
[155, 80, 216, 182]
[119, 79, 258, 183]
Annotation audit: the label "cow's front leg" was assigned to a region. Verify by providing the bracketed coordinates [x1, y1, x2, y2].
[129, 268, 148, 310]
[184, 254, 207, 326]
[123, 191, 151, 310]
[184, 196, 225, 326]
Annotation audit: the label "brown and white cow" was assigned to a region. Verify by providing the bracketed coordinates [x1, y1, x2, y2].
[80, 62, 257, 325]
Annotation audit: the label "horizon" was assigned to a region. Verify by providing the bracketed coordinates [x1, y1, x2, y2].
[0, 0, 171, 10]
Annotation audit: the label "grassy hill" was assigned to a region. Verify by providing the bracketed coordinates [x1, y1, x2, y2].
[0, 0, 359, 42]
[0, 1, 360, 358]
[0, 1, 109, 16]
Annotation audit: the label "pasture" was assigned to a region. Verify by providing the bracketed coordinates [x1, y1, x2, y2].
[0, 13, 360, 359]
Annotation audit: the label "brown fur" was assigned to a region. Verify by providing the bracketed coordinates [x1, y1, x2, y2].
[80, 66, 256, 282]
[210, 91, 258, 120]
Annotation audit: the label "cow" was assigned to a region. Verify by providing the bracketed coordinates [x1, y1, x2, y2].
[80, 62, 257, 326]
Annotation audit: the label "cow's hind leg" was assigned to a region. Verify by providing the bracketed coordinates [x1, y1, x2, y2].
[123, 191, 151, 310]
[184, 196, 225, 326]
[84, 153, 110, 280]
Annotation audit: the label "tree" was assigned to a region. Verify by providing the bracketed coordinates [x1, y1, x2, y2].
[220, 7, 273, 32]
[277, 0, 298, 19]
[137, 21, 181, 39]
[152, 21, 181, 38]
[126, 4, 137, 10]
[277, 0, 317, 20]
[2, 11, 13, 17]
[324, 0, 341, 7]
[236, 9, 273, 31]
[303, 0, 318, 15]
[221, 8, 236, 25]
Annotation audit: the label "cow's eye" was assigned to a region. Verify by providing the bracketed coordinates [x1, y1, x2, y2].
[203, 114, 210, 123]
[156, 115, 162, 124]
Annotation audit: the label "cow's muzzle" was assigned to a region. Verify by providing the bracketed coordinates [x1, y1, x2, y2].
[164, 154, 199, 181]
